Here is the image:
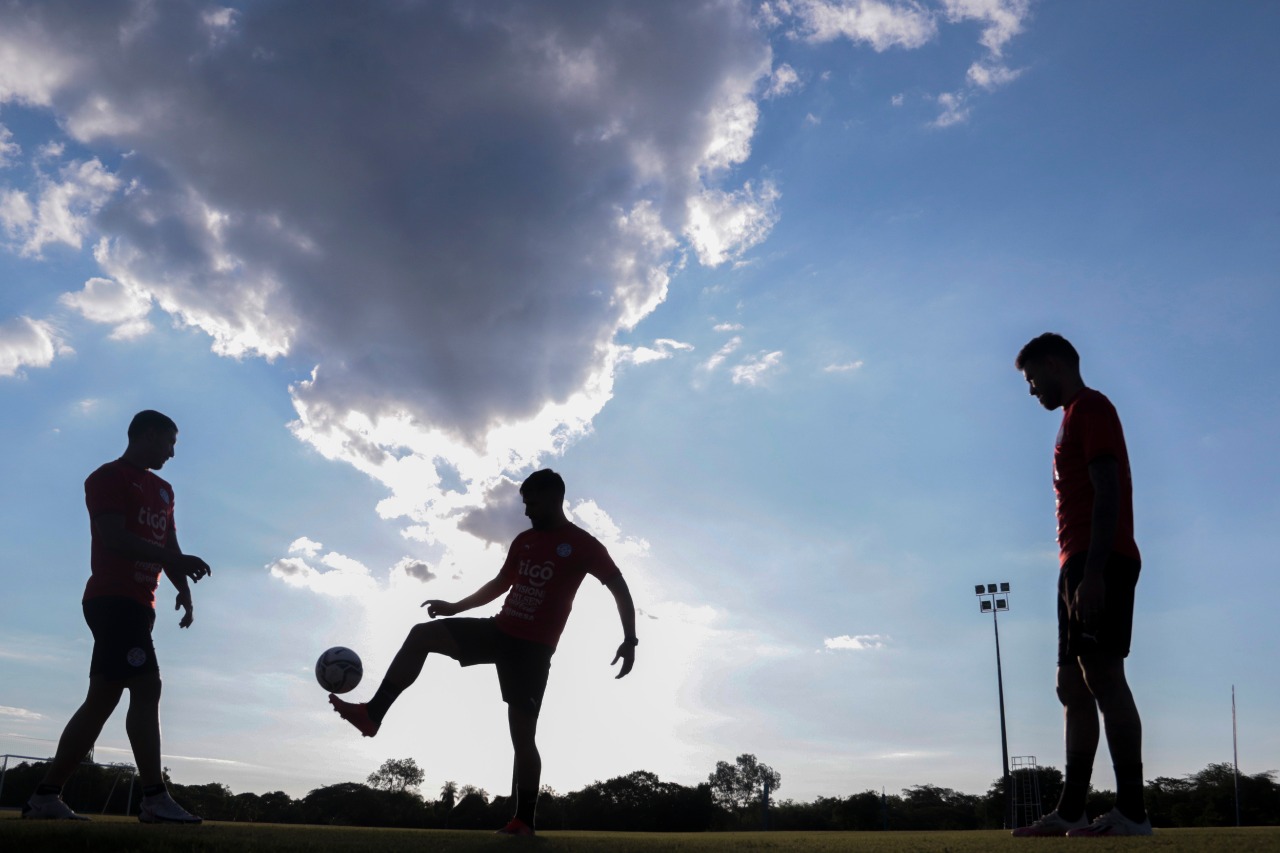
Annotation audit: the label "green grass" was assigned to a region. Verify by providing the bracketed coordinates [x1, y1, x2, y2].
[3, 814, 1279, 853]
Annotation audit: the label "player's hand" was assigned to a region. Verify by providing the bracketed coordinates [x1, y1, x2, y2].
[423, 599, 459, 619]
[1072, 573, 1106, 628]
[175, 554, 211, 583]
[175, 590, 194, 628]
[611, 641, 636, 679]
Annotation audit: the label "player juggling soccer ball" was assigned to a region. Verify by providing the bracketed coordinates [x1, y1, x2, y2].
[1012, 334, 1151, 838]
[24, 411, 209, 824]
[329, 469, 638, 837]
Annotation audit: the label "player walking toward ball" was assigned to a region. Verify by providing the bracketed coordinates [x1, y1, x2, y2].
[22, 411, 210, 824]
[330, 469, 637, 837]
[1012, 334, 1151, 838]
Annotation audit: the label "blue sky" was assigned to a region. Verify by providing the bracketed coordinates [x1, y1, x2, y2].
[1, 1, 1277, 804]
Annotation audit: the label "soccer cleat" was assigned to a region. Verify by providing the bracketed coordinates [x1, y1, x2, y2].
[496, 817, 536, 836]
[1010, 809, 1088, 836]
[22, 794, 90, 820]
[329, 693, 380, 737]
[1066, 807, 1153, 837]
[138, 791, 202, 824]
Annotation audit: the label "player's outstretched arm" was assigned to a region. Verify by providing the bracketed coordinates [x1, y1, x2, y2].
[423, 572, 511, 618]
[606, 574, 637, 679]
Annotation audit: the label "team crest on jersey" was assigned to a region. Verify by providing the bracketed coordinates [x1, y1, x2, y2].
[556, 543, 572, 557]
[159, 488, 171, 505]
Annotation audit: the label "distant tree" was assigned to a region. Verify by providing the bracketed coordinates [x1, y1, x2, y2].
[449, 787, 493, 829]
[367, 757, 425, 794]
[439, 780, 458, 809]
[708, 753, 781, 827]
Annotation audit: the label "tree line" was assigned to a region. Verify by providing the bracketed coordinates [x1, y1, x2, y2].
[1, 753, 1276, 830]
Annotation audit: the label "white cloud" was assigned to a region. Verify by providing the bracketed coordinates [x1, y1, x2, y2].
[267, 549, 378, 599]
[0, 124, 18, 167]
[685, 180, 781, 267]
[0, 704, 42, 720]
[941, 0, 1029, 57]
[1, 158, 122, 256]
[824, 359, 865, 372]
[713, 322, 744, 332]
[0, 315, 69, 377]
[704, 336, 743, 372]
[785, 0, 938, 51]
[731, 349, 785, 386]
[288, 537, 323, 558]
[932, 91, 970, 127]
[772, 0, 1031, 126]
[891, 93, 905, 107]
[59, 276, 152, 339]
[823, 633, 889, 650]
[764, 62, 802, 99]
[623, 338, 695, 365]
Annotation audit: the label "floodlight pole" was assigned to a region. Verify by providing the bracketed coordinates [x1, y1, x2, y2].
[976, 582, 1014, 830]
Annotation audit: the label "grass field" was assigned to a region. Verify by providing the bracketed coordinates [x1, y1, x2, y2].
[3, 814, 1279, 853]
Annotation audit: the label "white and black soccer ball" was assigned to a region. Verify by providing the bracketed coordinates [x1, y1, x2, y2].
[315, 646, 363, 694]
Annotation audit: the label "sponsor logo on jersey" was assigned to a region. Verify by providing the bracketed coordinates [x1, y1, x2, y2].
[518, 559, 554, 587]
[137, 506, 169, 537]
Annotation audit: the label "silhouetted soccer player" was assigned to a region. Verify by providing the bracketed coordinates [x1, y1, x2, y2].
[1011, 334, 1151, 838]
[23, 410, 210, 824]
[329, 469, 638, 836]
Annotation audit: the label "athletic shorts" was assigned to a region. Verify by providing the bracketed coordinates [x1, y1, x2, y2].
[439, 617, 554, 717]
[1057, 552, 1141, 666]
[83, 596, 158, 680]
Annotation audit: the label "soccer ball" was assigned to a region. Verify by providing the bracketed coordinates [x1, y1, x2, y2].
[315, 646, 363, 694]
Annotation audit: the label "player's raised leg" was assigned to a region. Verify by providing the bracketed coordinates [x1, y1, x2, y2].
[329, 620, 461, 737]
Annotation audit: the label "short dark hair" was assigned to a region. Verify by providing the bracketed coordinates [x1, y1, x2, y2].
[127, 410, 178, 441]
[1015, 333, 1080, 371]
[520, 469, 565, 497]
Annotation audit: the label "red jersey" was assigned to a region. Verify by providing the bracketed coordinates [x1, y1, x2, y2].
[83, 459, 175, 607]
[494, 523, 621, 649]
[1053, 388, 1140, 566]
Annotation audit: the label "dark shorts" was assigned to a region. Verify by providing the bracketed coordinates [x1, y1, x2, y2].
[83, 596, 158, 680]
[1057, 552, 1141, 666]
[439, 618, 554, 717]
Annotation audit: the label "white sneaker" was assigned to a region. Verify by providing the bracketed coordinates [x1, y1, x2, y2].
[1011, 809, 1088, 837]
[1066, 807, 1153, 837]
[22, 793, 90, 820]
[139, 791, 203, 824]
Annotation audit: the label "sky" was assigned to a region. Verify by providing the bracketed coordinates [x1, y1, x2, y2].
[1, 0, 1277, 806]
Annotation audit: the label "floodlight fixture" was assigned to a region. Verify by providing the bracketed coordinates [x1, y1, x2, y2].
[974, 580, 1014, 830]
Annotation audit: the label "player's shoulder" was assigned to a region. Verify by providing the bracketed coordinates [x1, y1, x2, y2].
[1069, 387, 1119, 418]
[86, 458, 128, 487]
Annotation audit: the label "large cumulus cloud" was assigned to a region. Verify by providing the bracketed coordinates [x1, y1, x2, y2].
[0, 0, 780, 539]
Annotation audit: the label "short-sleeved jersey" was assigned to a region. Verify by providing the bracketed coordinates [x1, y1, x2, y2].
[1054, 388, 1140, 566]
[494, 523, 622, 650]
[82, 459, 175, 608]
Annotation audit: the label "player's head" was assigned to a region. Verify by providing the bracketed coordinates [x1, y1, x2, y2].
[520, 469, 567, 530]
[1015, 333, 1081, 411]
[126, 410, 179, 470]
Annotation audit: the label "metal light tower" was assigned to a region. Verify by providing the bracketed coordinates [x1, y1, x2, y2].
[976, 581, 1014, 829]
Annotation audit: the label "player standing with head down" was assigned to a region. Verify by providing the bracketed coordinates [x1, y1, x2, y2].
[329, 469, 638, 837]
[23, 410, 210, 824]
[1011, 334, 1151, 838]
